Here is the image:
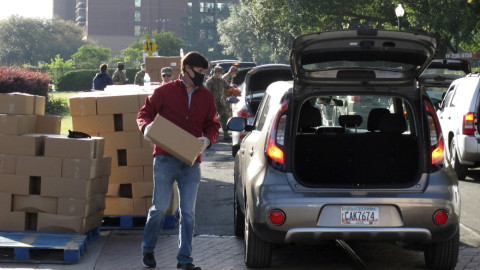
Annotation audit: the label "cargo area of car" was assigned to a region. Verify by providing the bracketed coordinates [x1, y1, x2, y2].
[292, 96, 420, 188]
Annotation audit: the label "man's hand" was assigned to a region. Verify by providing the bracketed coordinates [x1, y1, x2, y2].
[198, 137, 210, 153]
[143, 123, 152, 143]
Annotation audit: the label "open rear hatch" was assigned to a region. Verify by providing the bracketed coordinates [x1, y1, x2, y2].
[290, 29, 437, 86]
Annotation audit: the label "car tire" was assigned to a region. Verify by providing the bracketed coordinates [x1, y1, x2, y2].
[244, 205, 272, 268]
[232, 144, 240, 157]
[234, 185, 244, 237]
[449, 140, 468, 180]
[424, 229, 459, 270]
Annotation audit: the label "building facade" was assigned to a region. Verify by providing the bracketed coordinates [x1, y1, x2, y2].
[53, 0, 238, 56]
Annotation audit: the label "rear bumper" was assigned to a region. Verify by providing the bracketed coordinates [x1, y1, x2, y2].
[457, 135, 480, 165]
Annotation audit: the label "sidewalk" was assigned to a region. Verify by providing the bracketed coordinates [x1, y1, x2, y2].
[2, 225, 480, 270]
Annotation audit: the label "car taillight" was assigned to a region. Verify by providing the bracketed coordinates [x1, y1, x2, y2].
[463, 112, 475, 135]
[266, 100, 289, 165]
[350, 96, 361, 102]
[425, 100, 444, 166]
[269, 209, 286, 225]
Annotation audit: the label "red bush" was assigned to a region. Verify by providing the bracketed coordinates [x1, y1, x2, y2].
[0, 66, 51, 97]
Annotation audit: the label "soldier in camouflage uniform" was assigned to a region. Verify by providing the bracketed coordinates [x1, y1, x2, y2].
[206, 65, 231, 140]
[112, 62, 127, 85]
[134, 63, 146, 86]
[222, 65, 238, 86]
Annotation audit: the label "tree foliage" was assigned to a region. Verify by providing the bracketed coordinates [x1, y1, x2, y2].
[44, 54, 75, 86]
[72, 44, 111, 69]
[0, 16, 86, 66]
[241, 0, 480, 59]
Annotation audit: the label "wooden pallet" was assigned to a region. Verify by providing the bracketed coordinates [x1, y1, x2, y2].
[0, 231, 87, 264]
[101, 214, 177, 230]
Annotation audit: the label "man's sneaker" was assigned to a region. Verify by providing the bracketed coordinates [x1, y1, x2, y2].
[142, 252, 156, 268]
[177, 262, 202, 270]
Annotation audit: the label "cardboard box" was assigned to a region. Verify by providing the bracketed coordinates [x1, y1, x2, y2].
[13, 194, 58, 213]
[57, 194, 105, 217]
[104, 197, 135, 215]
[36, 115, 61, 134]
[37, 210, 103, 234]
[100, 131, 142, 150]
[0, 154, 16, 174]
[127, 148, 154, 167]
[122, 113, 140, 132]
[0, 93, 35, 115]
[131, 182, 153, 198]
[0, 114, 37, 135]
[96, 92, 140, 115]
[0, 192, 12, 212]
[16, 156, 62, 177]
[41, 177, 92, 199]
[133, 198, 148, 215]
[72, 115, 115, 134]
[0, 134, 44, 156]
[0, 211, 26, 231]
[69, 93, 98, 116]
[109, 166, 143, 184]
[143, 166, 153, 181]
[106, 183, 121, 197]
[44, 135, 104, 159]
[34, 95, 46, 115]
[145, 115, 203, 166]
[0, 174, 30, 195]
[62, 156, 111, 179]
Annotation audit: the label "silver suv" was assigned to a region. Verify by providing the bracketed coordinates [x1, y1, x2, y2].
[438, 73, 480, 180]
[228, 29, 459, 270]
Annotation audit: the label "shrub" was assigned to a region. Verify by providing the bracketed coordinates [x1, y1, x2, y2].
[56, 68, 139, 91]
[0, 66, 50, 96]
[45, 94, 70, 116]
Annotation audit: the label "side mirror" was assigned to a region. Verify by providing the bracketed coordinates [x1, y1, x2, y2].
[227, 117, 248, 131]
[226, 96, 240, 104]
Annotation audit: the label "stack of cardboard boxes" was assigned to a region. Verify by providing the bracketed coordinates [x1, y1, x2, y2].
[0, 93, 111, 234]
[69, 90, 179, 217]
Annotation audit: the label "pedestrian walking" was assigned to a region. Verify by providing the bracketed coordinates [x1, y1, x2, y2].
[137, 51, 220, 270]
[112, 62, 128, 85]
[206, 65, 231, 140]
[92, 63, 113, 90]
[134, 63, 146, 86]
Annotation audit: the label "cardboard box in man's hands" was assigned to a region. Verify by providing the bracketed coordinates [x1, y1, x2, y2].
[145, 115, 203, 166]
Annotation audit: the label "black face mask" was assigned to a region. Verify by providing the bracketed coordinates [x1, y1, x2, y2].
[187, 67, 205, 87]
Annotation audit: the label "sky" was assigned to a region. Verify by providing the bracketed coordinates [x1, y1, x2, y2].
[0, 0, 53, 20]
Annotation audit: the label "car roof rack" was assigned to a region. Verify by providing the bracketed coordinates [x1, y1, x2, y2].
[466, 73, 480, 77]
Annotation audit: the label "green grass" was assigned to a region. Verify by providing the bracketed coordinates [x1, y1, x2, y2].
[47, 91, 78, 135]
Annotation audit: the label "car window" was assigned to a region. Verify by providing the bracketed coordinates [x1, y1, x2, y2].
[443, 87, 456, 108]
[254, 94, 271, 131]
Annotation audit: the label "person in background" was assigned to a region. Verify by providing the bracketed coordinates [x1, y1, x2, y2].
[112, 62, 127, 85]
[134, 63, 146, 86]
[137, 51, 220, 270]
[92, 63, 113, 90]
[222, 65, 238, 86]
[206, 65, 231, 140]
[161, 67, 173, 85]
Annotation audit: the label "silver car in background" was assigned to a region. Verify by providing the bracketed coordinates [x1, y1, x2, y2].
[228, 29, 459, 270]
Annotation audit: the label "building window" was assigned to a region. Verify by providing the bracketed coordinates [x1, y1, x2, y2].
[135, 10, 141, 22]
[135, 0, 141, 7]
[135, 26, 141, 36]
[200, 29, 206, 40]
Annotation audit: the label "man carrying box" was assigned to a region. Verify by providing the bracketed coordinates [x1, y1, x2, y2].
[137, 51, 220, 270]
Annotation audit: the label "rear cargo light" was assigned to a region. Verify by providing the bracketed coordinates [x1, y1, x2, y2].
[269, 209, 285, 225]
[433, 210, 448, 225]
[266, 100, 289, 165]
[463, 112, 475, 135]
[425, 100, 444, 165]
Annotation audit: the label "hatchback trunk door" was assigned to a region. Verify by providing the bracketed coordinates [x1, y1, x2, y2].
[290, 29, 437, 88]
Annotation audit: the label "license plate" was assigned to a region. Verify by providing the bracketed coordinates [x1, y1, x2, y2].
[341, 206, 379, 225]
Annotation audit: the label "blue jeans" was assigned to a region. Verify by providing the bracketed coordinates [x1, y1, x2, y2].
[142, 154, 201, 265]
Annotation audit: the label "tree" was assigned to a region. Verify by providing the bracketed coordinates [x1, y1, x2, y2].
[71, 44, 111, 69]
[217, 4, 274, 63]
[44, 54, 74, 86]
[0, 16, 86, 66]
[242, 0, 480, 58]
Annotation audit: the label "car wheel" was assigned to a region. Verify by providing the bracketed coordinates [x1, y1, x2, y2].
[232, 144, 240, 157]
[424, 229, 459, 270]
[449, 140, 468, 180]
[234, 185, 244, 237]
[244, 205, 272, 268]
